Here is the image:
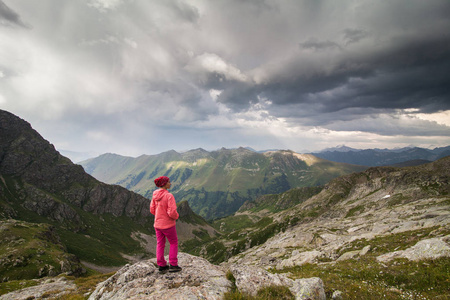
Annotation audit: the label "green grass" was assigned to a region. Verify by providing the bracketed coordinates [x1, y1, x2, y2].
[0, 279, 39, 296]
[345, 205, 365, 218]
[0, 220, 82, 281]
[223, 285, 294, 300]
[211, 215, 257, 233]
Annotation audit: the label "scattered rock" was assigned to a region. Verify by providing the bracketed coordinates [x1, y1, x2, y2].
[230, 264, 325, 300]
[332, 290, 343, 299]
[377, 235, 450, 262]
[359, 245, 371, 256]
[276, 250, 323, 269]
[291, 277, 326, 300]
[336, 250, 360, 261]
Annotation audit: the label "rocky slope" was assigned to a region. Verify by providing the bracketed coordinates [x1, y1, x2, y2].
[81, 149, 367, 219]
[227, 156, 450, 269]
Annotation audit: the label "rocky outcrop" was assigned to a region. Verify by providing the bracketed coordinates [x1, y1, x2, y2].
[376, 235, 450, 262]
[88, 253, 326, 300]
[88, 253, 231, 300]
[0, 277, 76, 300]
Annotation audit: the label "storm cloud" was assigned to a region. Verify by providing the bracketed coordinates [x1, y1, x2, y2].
[0, 0, 449, 157]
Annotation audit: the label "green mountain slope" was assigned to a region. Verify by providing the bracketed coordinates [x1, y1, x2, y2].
[0, 219, 83, 281]
[81, 148, 367, 219]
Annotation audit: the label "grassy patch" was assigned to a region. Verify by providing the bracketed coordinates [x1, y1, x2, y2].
[211, 215, 257, 233]
[223, 284, 294, 300]
[0, 220, 83, 281]
[60, 271, 114, 299]
[336, 227, 444, 257]
[345, 205, 365, 218]
[0, 279, 39, 296]
[387, 193, 407, 207]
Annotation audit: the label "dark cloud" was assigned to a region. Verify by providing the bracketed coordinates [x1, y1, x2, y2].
[326, 115, 450, 137]
[219, 21, 450, 121]
[299, 38, 342, 51]
[342, 28, 369, 45]
[1, 0, 449, 155]
[0, 0, 30, 28]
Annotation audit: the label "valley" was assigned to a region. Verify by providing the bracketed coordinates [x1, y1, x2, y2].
[80, 149, 366, 220]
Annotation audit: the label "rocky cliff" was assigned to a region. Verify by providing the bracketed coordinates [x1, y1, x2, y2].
[0, 110, 152, 225]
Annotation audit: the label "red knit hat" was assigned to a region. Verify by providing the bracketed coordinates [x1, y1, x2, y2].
[154, 176, 170, 187]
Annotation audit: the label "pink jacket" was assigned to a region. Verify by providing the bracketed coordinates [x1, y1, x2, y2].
[150, 189, 179, 229]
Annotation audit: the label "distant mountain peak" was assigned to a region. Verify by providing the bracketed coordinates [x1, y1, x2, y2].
[320, 145, 359, 152]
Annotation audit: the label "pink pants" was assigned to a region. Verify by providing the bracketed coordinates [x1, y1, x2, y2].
[155, 225, 178, 267]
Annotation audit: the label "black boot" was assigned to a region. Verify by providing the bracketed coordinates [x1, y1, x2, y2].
[169, 265, 182, 272]
[159, 265, 169, 273]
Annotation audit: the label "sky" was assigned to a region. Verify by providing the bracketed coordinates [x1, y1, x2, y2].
[1, 0, 449, 160]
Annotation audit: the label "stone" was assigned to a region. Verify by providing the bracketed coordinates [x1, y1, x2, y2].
[337, 250, 360, 261]
[332, 290, 343, 299]
[230, 264, 325, 300]
[276, 250, 323, 269]
[377, 235, 450, 262]
[359, 245, 371, 256]
[291, 277, 326, 300]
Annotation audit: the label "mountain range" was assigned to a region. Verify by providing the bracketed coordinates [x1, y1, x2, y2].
[310, 145, 450, 166]
[80, 149, 367, 220]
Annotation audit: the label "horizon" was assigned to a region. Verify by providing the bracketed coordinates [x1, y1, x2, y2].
[1, 0, 449, 157]
[59, 143, 450, 163]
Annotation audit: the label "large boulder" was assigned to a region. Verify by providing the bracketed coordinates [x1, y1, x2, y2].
[377, 235, 450, 262]
[88, 253, 231, 300]
[229, 264, 326, 300]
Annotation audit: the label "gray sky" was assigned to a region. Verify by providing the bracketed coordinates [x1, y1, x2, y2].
[1, 0, 449, 159]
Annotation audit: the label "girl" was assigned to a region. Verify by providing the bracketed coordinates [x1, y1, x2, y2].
[150, 176, 182, 272]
